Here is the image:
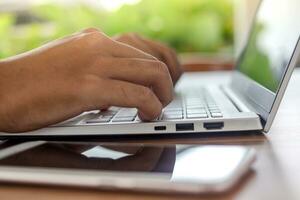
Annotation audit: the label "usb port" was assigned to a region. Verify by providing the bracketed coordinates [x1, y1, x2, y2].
[176, 123, 194, 131]
[154, 126, 166, 131]
[203, 122, 224, 130]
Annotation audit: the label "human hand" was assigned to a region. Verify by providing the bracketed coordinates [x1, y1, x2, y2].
[114, 33, 183, 85]
[0, 28, 173, 133]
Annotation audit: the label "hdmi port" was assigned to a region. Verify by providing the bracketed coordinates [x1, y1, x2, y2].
[203, 122, 224, 130]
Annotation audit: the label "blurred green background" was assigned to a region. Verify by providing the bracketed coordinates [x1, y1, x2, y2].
[0, 0, 234, 59]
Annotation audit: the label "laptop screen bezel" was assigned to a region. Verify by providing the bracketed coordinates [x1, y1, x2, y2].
[230, 1, 300, 132]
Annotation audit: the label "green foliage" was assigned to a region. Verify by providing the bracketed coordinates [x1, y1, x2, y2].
[0, 0, 233, 59]
[0, 13, 15, 58]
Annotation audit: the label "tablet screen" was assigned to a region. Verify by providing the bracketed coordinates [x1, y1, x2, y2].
[0, 142, 253, 184]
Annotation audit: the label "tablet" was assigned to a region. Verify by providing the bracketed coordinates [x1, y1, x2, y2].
[0, 141, 256, 194]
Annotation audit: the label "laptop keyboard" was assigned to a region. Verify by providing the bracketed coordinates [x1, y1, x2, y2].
[86, 89, 223, 124]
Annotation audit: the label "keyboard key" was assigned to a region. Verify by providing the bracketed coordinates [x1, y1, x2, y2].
[89, 89, 225, 123]
[207, 103, 217, 107]
[162, 114, 183, 120]
[186, 102, 203, 107]
[116, 108, 138, 117]
[166, 100, 182, 108]
[187, 113, 208, 119]
[164, 107, 183, 111]
[102, 111, 118, 117]
[163, 110, 183, 115]
[186, 105, 205, 109]
[86, 116, 111, 124]
[186, 98, 203, 102]
[112, 117, 135, 122]
[186, 109, 207, 114]
[208, 105, 219, 108]
[211, 113, 223, 118]
[135, 115, 160, 122]
[209, 109, 221, 113]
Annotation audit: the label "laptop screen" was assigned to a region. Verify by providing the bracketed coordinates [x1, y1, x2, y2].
[237, 0, 300, 93]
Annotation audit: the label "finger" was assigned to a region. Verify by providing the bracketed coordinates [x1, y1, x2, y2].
[110, 39, 157, 60]
[85, 31, 157, 60]
[114, 34, 181, 84]
[139, 37, 183, 84]
[75, 31, 157, 61]
[116, 33, 182, 84]
[114, 34, 160, 59]
[80, 27, 101, 34]
[80, 77, 163, 121]
[90, 58, 173, 106]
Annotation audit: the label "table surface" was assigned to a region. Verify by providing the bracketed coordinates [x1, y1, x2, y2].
[1, 69, 300, 200]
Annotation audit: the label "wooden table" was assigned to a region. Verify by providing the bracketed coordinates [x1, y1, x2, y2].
[1, 69, 300, 200]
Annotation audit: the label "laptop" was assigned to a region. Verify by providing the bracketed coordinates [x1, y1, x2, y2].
[0, 0, 299, 138]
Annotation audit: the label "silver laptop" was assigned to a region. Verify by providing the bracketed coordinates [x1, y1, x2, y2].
[0, 0, 299, 137]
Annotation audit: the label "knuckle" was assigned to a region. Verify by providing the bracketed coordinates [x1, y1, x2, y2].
[122, 33, 131, 38]
[125, 59, 140, 69]
[123, 33, 135, 38]
[88, 32, 103, 40]
[155, 61, 170, 76]
[82, 27, 100, 33]
[118, 84, 131, 102]
[117, 33, 135, 43]
[138, 86, 155, 104]
[128, 33, 139, 39]
[139, 86, 153, 99]
[114, 34, 125, 41]
[84, 31, 110, 46]
[154, 61, 172, 85]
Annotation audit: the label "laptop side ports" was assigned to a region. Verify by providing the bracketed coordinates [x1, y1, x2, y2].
[154, 126, 167, 131]
[203, 122, 224, 130]
[176, 123, 194, 131]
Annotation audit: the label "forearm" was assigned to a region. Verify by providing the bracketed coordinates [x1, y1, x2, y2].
[0, 60, 12, 132]
[0, 60, 4, 68]
[0, 57, 34, 132]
